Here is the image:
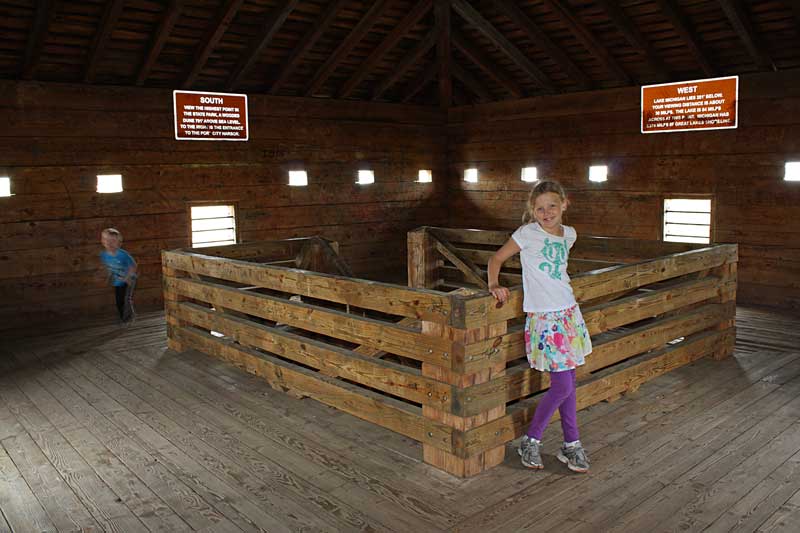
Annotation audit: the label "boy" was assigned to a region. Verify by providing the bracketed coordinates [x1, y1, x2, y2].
[99, 228, 137, 324]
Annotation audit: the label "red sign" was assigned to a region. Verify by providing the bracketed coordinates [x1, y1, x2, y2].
[173, 90, 248, 141]
[641, 76, 738, 134]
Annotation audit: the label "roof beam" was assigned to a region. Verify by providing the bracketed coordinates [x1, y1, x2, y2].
[304, 0, 393, 96]
[136, 0, 182, 86]
[452, 62, 492, 102]
[372, 30, 437, 100]
[182, 0, 245, 89]
[594, 0, 670, 81]
[435, 0, 452, 108]
[452, 0, 554, 92]
[541, 0, 630, 85]
[452, 28, 522, 98]
[22, 0, 53, 79]
[84, 0, 125, 82]
[493, 0, 591, 90]
[269, 0, 346, 95]
[718, 0, 776, 71]
[655, 0, 716, 76]
[226, 0, 300, 91]
[338, 0, 432, 98]
[401, 61, 437, 102]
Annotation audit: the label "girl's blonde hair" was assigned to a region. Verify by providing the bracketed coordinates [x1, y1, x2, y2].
[521, 180, 567, 224]
[102, 227, 123, 242]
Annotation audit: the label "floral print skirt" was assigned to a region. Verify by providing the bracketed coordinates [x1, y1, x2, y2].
[524, 304, 593, 372]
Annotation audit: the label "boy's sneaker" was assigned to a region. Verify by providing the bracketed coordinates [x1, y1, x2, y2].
[518, 435, 543, 469]
[557, 441, 590, 473]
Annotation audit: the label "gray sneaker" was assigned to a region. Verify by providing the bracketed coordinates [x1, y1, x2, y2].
[518, 435, 543, 469]
[557, 441, 590, 473]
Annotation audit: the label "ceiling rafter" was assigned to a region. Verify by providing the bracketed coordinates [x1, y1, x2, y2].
[655, 0, 716, 76]
[436, 0, 451, 108]
[452, 62, 492, 102]
[718, 0, 776, 71]
[22, 0, 54, 80]
[182, 0, 245, 89]
[594, 0, 670, 81]
[372, 30, 437, 100]
[493, 0, 590, 90]
[452, 29, 522, 98]
[136, 0, 182, 86]
[84, 0, 125, 83]
[268, 0, 347, 95]
[541, 0, 630, 85]
[401, 61, 437, 102]
[452, 0, 555, 93]
[226, 0, 300, 91]
[339, 0, 433, 98]
[305, 0, 393, 96]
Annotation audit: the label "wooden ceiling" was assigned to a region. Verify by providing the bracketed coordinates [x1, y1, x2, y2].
[2, 0, 799, 106]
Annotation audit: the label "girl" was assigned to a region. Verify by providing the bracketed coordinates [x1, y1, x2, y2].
[487, 180, 593, 473]
[100, 228, 138, 324]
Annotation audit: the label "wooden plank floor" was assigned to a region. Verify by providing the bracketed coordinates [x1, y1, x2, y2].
[1, 306, 800, 532]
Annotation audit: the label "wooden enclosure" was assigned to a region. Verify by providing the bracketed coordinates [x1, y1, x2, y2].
[163, 226, 737, 478]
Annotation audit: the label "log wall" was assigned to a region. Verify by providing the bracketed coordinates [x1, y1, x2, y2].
[446, 70, 800, 310]
[0, 81, 447, 332]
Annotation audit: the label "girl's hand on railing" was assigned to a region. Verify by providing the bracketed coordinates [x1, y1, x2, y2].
[489, 284, 510, 304]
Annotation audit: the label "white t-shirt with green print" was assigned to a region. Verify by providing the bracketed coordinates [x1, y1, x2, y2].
[511, 222, 577, 313]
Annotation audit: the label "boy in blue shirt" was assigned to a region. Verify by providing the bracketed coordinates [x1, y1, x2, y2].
[100, 228, 137, 324]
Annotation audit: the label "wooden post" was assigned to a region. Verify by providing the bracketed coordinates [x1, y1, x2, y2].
[408, 227, 440, 289]
[162, 257, 188, 353]
[711, 260, 737, 360]
[421, 319, 507, 477]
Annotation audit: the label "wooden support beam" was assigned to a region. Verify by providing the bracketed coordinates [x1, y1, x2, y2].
[718, 0, 776, 71]
[594, 0, 670, 81]
[225, 0, 299, 91]
[339, 0, 432, 98]
[401, 61, 437, 102]
[452, 29, 523, 98]
[435, 0, 452, 108]
[268, 0, 346, 94]
[313, 237, 354, 277]
[493, 0, 591, 90]
[84, 0, 125, 83]
[452, 0, 555, 93]
[541, 0, 630, 85]
[182, 0, 245, 89]
[428, 229, 488, 290]
[22, 0, 53, 79]
[372, 30, 437, 100]
[304, 0, 392, 96]
[452, 62, 492, 102]
[655, 0, 716, 76]
[136, 0, 182, 86]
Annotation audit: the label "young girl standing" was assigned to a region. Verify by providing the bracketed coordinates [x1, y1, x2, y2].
[487, 180, 593, 473]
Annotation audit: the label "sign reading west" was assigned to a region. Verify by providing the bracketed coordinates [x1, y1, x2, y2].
[173, 90, 249, 141]
[641, 76, 738, 134]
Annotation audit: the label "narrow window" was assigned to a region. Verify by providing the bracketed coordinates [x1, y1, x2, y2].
[464, 168, 478, 183]
[191, 205, 237, 248]
[418, 169, 432, 183]
[97, 174, 123, 193]
[0, 177, 11, 197]
[588, 165, 608, 183]
[521, 167, 537, 182]
[663, 198, 712, 244]
[785, 161, 800, 181]
[357, 170, 374, 185]
[289, 170, 308, 186]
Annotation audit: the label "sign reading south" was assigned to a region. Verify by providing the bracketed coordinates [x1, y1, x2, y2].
[174, 90, 249, 141]
[641, 76, 738, 134]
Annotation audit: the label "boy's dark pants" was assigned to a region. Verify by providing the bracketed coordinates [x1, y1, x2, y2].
[113, 278, 136, 321]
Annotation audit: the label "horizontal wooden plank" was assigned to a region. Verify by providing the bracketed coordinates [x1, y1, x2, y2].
[162, 250, 454, 325]
[173, 301, 454, 410]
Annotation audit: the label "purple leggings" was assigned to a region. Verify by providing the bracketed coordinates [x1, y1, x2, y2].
[526, 369, 579, 442]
